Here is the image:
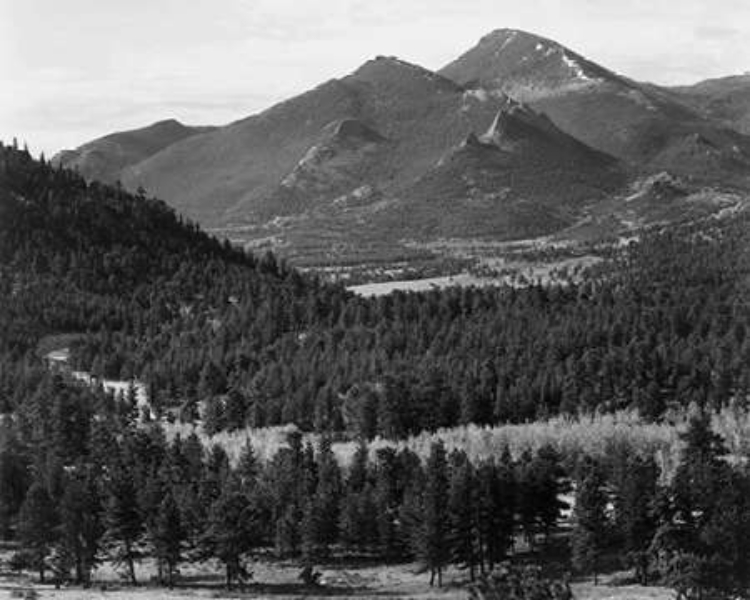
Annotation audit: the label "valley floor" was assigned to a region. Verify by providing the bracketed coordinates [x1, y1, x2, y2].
[0, 558, 674, 600]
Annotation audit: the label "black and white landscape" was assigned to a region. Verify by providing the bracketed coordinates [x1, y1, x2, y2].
[2, 3, 750, 600]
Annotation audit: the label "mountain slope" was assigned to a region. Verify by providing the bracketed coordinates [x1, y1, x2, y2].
[669, 74, 750, 135]
[52, 31, 750, 268]
[439, 29, 750, 183]
[0, 142, 338, 372]
[119, 57, 502, 226]
[52, 119, 214, 185]
[370, 97, 627, 239]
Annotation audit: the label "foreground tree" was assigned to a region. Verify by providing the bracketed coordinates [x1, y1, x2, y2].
[571, 458, 608, 584]
[650, 413, 750, 599]
[420, 441, 450, 587]
[0, 432, 30, 537]
[56, 470, 102, 586]
[17, 480, 58, 583]
[613, 454, 658, 582]
[448, 453, 480, 580]
[203, 478, 258, 589]
[103, 463, 143, 585]
[152, 491, 184, 588]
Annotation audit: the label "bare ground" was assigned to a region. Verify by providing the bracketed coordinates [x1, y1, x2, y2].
[0, 559, 674, 600]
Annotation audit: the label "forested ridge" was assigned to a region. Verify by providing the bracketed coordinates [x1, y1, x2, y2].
[2, 142, 750, 436]
[2, 144, 750, 596]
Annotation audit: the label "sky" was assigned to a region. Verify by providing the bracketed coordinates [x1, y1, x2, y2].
[2, 0, 749, 156]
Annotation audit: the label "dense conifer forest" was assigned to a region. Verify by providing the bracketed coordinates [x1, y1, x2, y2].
[1, 143, 750, 598]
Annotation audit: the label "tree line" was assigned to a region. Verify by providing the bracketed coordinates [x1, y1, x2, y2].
[1, 142, 749, 441]
[0, 380, 567, 589]
[3, 384, 750, 599]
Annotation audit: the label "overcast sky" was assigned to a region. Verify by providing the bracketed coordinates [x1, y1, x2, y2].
[2, 0, 749, 155]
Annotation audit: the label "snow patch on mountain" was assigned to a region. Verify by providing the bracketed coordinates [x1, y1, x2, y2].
[561, 52, 593, 82]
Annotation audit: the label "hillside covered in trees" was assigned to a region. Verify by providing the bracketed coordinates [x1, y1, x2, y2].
[2, 142, 750, 436]
[1, 143, 750, 597]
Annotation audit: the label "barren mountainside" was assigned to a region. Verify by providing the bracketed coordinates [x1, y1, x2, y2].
[52, 119, 215, 185]
[53, 29, 750, 265]
[371, 97, 627, 240]
[668, 73, 750, 135]
[120, 56, 502, 226]
[439, 29, 750, 181]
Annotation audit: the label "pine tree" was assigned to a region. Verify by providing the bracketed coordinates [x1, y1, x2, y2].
[103, 461, 143, 585]
[199, 444, 230, 510]
[56, 469, 103, 585]
[420, 441, 450, 587]
[301, 437, 341, 562]
[152, 491, 184, 588]
[673, 412, 729, 527]
[0, 432, 30, 537]
[346, 439, 369, 494]
[613, 454, 658, 582]
[651, 413, 750, 599]
[198, 362, 227, 399]
[236, 440, 259, 488]
[339, 483, 378, 552]
[300, 495, 322, 566]
[17, 480, 58, 583]
[534, 445, 567, 543]
[475, 455, 516, 572]
[202, 396, 225, 437]
[267, 431, 305, 557]
[204, 477, 258, 589]
[516, 450, 540, 547]
[699, 469, 750, 597]
[224, 387, 247, 431]
[571, 458, 608, 584]
[374, 447, 402, 559]
[448, 453, 480, 580]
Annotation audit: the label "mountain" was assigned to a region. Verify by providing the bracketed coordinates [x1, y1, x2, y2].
[0, 141, 331, 362]
[53, 31, 750, 268]
[106, 55, 628, 254]
[439, 29, 750, 182]
[52, 119, 215, 185]
[440, 28, 622, 100]
[369, 97, 626, 240]
[669, 74, 750, 135]
[208, 94, 630, 265]
[118, 57, 500, 226]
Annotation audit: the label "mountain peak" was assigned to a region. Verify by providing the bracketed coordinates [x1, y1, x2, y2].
[479, 28, 554, 46]
[350, 56, 460, 92]
[440, 29, 615, 98]
[51, 119, 212, 185]
[151, 118, 186, 128]
[480, 96, 558, 146]
[355, 55, 435, 76]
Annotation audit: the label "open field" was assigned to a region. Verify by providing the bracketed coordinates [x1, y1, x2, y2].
[346, 253, 603, 296]
[0, 558, 674, 600]
[347, 272, 502, 296]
